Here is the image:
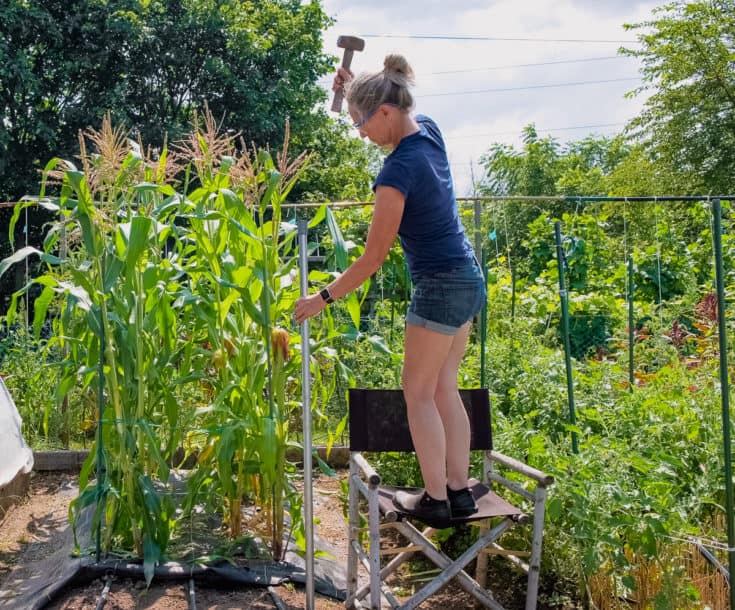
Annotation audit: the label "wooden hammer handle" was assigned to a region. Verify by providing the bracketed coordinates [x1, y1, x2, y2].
[331, 48, 355, 113]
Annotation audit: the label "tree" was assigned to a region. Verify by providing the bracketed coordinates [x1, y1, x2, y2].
[291, 119, 382, 203]
[0, 0, 337, 201]
[623, 1, 735, 193]
[479, 125, 561, 198]
[0, 0, 378, 314]
[477, 125, 633, 268]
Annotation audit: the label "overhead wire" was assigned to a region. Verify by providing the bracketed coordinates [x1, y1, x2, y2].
[359, 33, 639, 44]
[317, 32, 642, 195]
[316, 55, 631, 83]
[445, 122, 626, 140]
[430, 55, 630, 74]
[418, 76, 640, 98]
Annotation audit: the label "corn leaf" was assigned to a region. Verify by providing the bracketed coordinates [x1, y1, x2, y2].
[8, 200, 34, 248]
[345, 293, 361, 329]
[0, 246, 62, 280]
[75, 208, 98, 256]
[32, 285, 55, 339]
[261, 417, 277, 476]
[325, 207, 348, 271]
[122, 216, 153, 269]
[103, 256, 125, 293]
[260, 170, 281, 215]
[139, 420, 171, 482]
[314, 451, 336, 478]
[308, 204, 327, 228]
[143, 534, 161, 586]
[132, 182, 162, 194]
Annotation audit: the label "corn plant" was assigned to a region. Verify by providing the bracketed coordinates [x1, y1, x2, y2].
[1, 117, 188, 581]
[0, 111, 345, 579]
[175, 115, 326, 559]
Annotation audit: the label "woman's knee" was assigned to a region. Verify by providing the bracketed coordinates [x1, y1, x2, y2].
[434, 377, 458, 400]
[402, 371, 435, 405]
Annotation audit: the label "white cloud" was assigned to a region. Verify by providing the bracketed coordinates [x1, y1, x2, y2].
[319, 0, 659, 195]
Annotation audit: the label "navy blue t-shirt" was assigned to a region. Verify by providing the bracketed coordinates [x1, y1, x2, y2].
[372, 115, 474, 277]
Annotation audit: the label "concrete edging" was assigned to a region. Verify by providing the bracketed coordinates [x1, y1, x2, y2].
[0, 470, 31, 519]
[31, 446, 351, 472]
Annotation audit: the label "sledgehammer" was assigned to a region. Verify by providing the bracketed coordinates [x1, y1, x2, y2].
[331, 35, 365, 113]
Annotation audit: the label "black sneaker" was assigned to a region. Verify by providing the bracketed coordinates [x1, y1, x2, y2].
[447, 486, 478, 519]
[392, 490, 451, 529]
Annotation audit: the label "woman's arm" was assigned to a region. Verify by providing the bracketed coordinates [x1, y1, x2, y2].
[294, 185, 405, 323]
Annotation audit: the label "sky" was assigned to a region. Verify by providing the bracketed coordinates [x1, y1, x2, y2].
[317, 0, 660, 196]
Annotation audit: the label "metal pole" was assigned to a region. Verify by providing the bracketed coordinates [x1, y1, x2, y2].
[24, 207, 29, 330]
[511, 264, 516, 323]
[95, 260, 105, 563]
[480, 247, 487, 388]
[473, 200, 482, 265]
[509, 263, 517, 375]
[390, 264, 396, 343]
[297, 219, 315, 610]
[712, 199, 735, 609]
[475, 200, 488, 388]
[554, 222, 579, 454]
[628, 255, 634, 391]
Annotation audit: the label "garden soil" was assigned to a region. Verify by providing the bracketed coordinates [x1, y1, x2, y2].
[0, 472, 503, 609]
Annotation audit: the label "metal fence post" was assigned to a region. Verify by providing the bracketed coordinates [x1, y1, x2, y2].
[297, 219, 315, 610]
[712, 199, 735, 608]
[480, 247, 488, 388]
[554, 222, 579, 454]
[95, 259, 105, 563]
[628, 255, 635, 390]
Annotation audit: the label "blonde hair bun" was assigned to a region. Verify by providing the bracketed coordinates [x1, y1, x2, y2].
[346, 53, 416, 115]
[383, 54, 415, 87]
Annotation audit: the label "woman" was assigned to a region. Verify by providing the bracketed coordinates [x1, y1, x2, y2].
[294, 54, 486, 528]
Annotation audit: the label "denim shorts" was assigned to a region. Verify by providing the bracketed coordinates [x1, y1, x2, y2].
[406, 258, 487, 336]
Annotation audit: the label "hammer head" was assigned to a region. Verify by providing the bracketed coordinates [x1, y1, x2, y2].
[337, 35, 365, 52]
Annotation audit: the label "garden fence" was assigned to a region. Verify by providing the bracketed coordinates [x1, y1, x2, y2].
[464, 195, 735, 608]
[291, 194, 735, 606]
[2, 193, 735, 607]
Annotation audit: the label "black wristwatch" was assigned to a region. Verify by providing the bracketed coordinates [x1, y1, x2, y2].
[320, 287, 334, 304]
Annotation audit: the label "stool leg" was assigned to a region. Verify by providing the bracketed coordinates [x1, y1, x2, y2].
[476, 450, 494, 588]
[347, 459, 360, 607]
[475, 521, 489, 588]
[526, 486, 548, 610]
[368, 484, 382, 609]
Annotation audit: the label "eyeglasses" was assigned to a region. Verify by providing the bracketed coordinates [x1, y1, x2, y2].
[353, 109, 378, 130]
[353, 103, 400, 129]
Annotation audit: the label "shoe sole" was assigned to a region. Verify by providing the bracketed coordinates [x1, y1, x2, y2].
[450, 507, 479, 520]
[392, 500, 452, 529]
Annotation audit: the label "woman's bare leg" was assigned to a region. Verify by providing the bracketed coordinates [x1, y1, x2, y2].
[434, 321, 473, 490]
[401, 323, 456, 500]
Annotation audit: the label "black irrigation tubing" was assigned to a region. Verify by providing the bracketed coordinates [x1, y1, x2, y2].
[268, 585, 288, 610]
[83, 573, 287, 610]
[188, 578, 197, 610]
[94, 575, 199, 609]
[94, 575, 112, 610]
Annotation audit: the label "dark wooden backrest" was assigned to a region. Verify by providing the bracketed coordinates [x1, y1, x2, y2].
[348, 388, 492, 452]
